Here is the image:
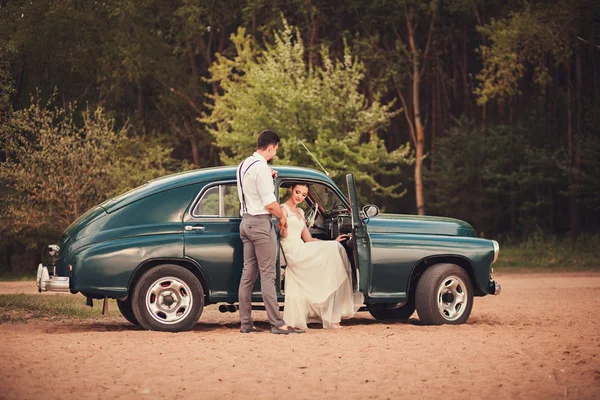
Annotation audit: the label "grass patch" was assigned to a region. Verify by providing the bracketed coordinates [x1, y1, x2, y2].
[495, 233, 600, 271]
[0, 273, 37, 281]
[0, 294, 117, 323]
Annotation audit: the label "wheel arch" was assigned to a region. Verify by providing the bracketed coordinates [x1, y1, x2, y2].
[407, 255, 484, 301]
[127, 258, 210, 303]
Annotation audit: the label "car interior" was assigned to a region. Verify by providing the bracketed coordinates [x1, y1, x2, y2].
[277, 180, 359, 293]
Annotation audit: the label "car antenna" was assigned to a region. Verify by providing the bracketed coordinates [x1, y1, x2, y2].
[297, 138, 329, 176]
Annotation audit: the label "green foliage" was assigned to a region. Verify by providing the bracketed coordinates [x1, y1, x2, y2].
[556, 132, 600, 213]
[204, 19, 413, 203]
[0, 40, 15, 125]
[0, 93, 188, 232]
[425, 118, 562, 238]
[475, 2, 574, 104]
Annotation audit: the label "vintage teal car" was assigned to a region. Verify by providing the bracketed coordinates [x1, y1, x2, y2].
[37, 166, 500, 331]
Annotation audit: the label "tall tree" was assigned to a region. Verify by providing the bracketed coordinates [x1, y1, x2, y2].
[391, 1, 437, 215]
[347, 0, 438, 214]
[204, 21, 413, 202]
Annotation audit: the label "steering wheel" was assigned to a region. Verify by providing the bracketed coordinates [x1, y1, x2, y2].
[331, 202, 350, 215]
[305, 203, 318, 228]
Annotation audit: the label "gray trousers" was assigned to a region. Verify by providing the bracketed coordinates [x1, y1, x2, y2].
[239, 214, 285, 329]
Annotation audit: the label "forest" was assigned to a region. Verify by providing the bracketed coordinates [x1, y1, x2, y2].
[1, 0, 599, 274]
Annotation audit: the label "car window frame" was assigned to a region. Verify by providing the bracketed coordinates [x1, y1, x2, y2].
[190, 180, 241, 219]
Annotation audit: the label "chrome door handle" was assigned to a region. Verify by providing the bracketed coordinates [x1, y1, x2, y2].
[185, 225, 206, 232]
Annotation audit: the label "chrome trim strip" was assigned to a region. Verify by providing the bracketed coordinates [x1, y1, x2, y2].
[366, 292, 407, 299]
[218, 184, 224, 217]
[492, 240, 500, 264]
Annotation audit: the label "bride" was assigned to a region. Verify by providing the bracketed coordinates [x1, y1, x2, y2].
[279, 183, 361, 329]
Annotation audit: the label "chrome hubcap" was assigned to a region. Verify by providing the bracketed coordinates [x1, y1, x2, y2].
[145, 277, 193, 324]
[437, 275, 467, 321]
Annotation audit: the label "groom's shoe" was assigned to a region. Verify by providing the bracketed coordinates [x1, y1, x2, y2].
[271, 326, 305, 335]
[240, 326, 263, 333]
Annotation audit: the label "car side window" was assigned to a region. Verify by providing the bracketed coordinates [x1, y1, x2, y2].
[192, 183, 241, 218]
[194, 186, 219, 216]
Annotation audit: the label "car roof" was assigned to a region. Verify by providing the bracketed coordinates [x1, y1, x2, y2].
[100, 165, 335, 213]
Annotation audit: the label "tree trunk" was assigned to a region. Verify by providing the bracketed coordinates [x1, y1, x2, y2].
[14, 58, 26, 104]
[407, 7, 426, 216]
[452, 38, 458, 102]
[566, 62, 578, 238]
[190, 136, 200, 167]
[509, 96, 514, 136]
[431, 68, 438, 171]
[474, 4, 487, 136]
[306, 0, 319, 70]
[546, 80, 552, 144]
[439, 65, 451, 130]
[509, 96, 516, 236]
[462, 26, 470, 116]
[481, 102, 487, 137]
[184, 121, 201, 167]
[553, 67, 559, 147]
[137, 82, 145, 130]
[497, 100, 505, 125]
[594, 47, 599, 125]
[187, 45, 198, 80]
[574, 46, 583, 238]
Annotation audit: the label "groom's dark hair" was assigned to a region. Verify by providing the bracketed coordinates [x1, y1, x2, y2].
[257, 129, 280, 150]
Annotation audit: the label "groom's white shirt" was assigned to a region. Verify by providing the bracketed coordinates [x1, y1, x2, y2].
[237, 152, 277, 216]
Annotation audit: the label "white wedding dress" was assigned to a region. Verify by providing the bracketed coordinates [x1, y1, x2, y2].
[280, 203, 363, 329]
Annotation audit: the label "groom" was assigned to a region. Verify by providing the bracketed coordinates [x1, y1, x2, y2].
[237, 129, 304, 335]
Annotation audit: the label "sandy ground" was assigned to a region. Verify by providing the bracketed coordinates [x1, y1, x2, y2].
[1, 272, 599, 400]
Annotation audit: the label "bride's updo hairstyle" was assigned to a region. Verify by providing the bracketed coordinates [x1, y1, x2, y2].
[290, 182, 309, 191]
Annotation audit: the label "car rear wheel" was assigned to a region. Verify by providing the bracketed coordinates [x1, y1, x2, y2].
[117, 297, 139, 326]
[415, 263, 473, 325]
[368, 300, 415, 320]
[132, 265, 204, 332]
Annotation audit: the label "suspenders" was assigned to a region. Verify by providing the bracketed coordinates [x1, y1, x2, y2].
[237, 158, 261, 214]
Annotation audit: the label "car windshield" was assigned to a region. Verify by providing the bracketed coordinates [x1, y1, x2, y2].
[309, 183, 346, 214]
[279, 181, 347, 215]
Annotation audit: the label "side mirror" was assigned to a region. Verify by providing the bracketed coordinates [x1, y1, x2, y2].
[362, 204, 380, 219]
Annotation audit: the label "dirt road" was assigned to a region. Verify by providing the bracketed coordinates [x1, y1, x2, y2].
[1, 272, 599, 399]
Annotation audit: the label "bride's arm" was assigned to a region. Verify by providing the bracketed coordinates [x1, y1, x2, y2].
[301, 225, 319, 242]
[279, 207, 289, 238]
[299, 208, 319, 242]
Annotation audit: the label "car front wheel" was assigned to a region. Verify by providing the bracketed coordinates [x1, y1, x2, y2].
[415, 263, 473, 325]
[132, 265, 204, 332]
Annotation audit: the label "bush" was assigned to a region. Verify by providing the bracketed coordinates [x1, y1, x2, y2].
[0, 93, 189, 274]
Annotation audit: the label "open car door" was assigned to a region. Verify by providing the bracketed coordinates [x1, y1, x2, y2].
[346, 173, 371, 293]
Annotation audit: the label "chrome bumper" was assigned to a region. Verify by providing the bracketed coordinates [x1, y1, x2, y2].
[36, 263, 70, 292]
[490, 280, 501, 295]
